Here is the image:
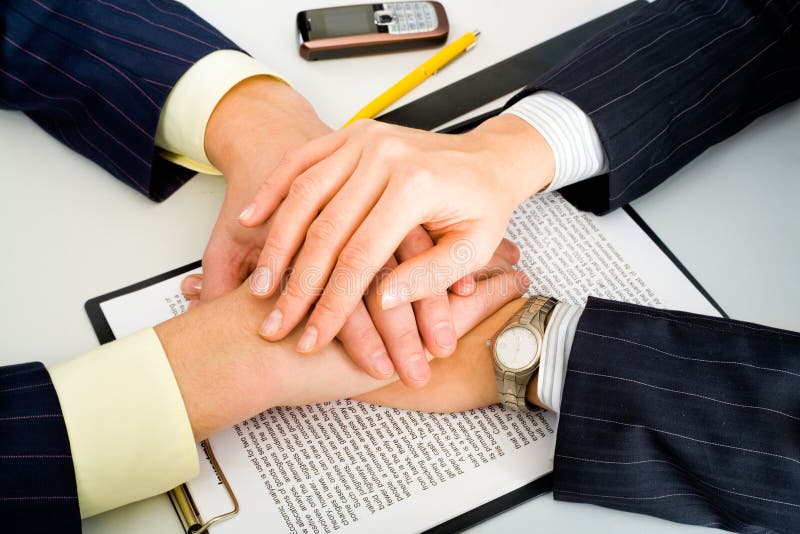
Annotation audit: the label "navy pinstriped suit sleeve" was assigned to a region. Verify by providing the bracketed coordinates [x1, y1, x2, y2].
[509, 0, 800, 214]
[507, 1, 800, 531]
[0, 0, 241, 201]
[557, 299, 800, 532]
[1, 363, 80, 533]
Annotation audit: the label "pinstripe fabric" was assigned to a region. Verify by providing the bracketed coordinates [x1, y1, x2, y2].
[508, 0, 800, 214]
[555, 298, 800, 532]
[1, 362, 79, 533]
[0, 0, 241, 201]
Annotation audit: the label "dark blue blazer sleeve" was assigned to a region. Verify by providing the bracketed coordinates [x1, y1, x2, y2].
[554, 297, 800, 533]
[508, 0, 800, 214]
[1, 362, 80, 534]
[0, 0, 241, 201]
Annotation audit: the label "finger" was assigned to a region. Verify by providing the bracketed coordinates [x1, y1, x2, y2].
[201, 251, 250, 302]
[365, 257, 430, 388]
[450, 270, 530, 336]
[264, 150, 401, 343]
[495, 238, 521, 265]
[298, 176, 426, 352]
[238, 129, 350, 227]
[395, 227, 455, 358]
[451, 238, 519, 296]
[336, 300, 395, 380]
[379, 231, 499, 310]
[181, 274, 203, 300]
[354, 271, 529, 412]
[249, 143, 363, 298]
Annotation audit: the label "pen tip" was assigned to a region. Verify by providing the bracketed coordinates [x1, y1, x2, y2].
[472, 29, 481, 37]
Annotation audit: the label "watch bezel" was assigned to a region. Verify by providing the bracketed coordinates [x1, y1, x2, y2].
[491, 322, 543, 373]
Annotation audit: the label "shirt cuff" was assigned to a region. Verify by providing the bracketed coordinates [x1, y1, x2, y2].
[155, 49, 287, 175]
[503, 91, 609, 191]
[48, 329, 198, 518]
[538, 302, 582, 413]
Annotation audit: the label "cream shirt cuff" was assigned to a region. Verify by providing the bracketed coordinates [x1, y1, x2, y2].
[503, 91, 609, 191]
[48, 328, 197, 518]
[155, 49, 286, 175]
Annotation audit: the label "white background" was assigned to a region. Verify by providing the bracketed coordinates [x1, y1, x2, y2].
[0, 0, 797, 532]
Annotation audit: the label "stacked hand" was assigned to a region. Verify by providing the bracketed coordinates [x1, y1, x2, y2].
[184, 78, 537, 388]
[160, 266, 529, 440]
[237, 115, 554, 384]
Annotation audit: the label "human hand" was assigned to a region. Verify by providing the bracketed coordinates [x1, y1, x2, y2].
[239, 114, 554, 356]
[183, 76, 330, 302]
[156, 266, 529, 441]
[183, 231, 521, 387]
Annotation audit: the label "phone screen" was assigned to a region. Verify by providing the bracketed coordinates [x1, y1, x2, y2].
[305, 5, 378, 39]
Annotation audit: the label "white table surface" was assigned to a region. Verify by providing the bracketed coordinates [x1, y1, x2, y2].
[0, 1, 797, 533]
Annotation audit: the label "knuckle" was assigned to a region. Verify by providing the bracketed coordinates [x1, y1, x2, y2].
[287, 175, 318, 201]
[373, 135, 406, 159]
[283, 276, 313, 302]
[278, 147, 303, 169]
[263, 233, 292, 258]
[313, 295, 346, 320]
[307, 217, 340, 244]
[337, 243, 371, 274]
[395, 328, 423, 351]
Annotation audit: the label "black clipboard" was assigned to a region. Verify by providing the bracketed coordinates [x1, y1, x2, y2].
[85, 1, 726, 531]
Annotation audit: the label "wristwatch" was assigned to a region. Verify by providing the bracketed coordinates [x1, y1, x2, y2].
[489, 295, 558, 411]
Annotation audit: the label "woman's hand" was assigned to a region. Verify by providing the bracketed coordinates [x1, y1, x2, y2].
[157, 266, 529, 441]
[239, 114, 554, 358]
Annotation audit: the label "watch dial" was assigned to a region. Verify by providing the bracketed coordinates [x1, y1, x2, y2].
[495, 327, 539, 370]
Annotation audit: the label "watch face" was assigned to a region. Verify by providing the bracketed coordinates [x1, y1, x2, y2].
[495, 326, 539, 370]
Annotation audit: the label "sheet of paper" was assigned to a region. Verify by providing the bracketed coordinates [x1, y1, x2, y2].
[97, 192, 719, 533]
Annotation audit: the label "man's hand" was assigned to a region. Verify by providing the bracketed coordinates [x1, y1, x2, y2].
[157, 268, 529, 441]
[190, 76, 330, 302]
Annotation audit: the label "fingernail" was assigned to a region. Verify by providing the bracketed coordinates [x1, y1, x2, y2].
[433, 323, 456, 351]
[371, 352, 394, 377]
[406, 356, 429, 383]
[297, 326, 318, 353]
[460, 276, 475, 294]
[238, 203, 256, 221]
[260, 309, 283, 337]
[508, 241, 521, 263]
[517, 271, 531, 289]
[380, 287, 409, 310]
[250, 266, 272, 295]
[181, 277, 202, 295]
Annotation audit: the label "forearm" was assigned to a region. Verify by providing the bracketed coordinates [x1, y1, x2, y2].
[511, 0, 800, 213]
[1, 0, 239, 200]
[155, 287, 392, 441]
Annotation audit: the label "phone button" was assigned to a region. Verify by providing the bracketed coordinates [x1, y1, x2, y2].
[374, 10, 395, 25]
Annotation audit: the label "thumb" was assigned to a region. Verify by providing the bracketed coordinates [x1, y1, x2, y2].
[377, 233, 498, 310]
[200, 251, 250, 302]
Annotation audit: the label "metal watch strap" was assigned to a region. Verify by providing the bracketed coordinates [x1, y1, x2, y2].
[496, 296, 557, 411]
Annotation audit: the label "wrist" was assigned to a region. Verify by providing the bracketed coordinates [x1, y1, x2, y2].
[154, 289, 279, 441]
[204, 76, 327, 181]
[470, 114, 555, 205]
[525, 371, 548, 409]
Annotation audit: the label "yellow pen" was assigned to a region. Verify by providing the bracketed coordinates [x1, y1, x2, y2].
[343, 30, 480, 126]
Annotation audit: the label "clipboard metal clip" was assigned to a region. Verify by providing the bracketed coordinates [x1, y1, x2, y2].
[170, 439, 239, 534]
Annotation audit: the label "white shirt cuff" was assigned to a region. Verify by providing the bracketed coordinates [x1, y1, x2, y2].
[503, 91, 609, 191]
[155, 49, 286, 175]
[538, 302, 582, 413]
[48, 329, 198, 517]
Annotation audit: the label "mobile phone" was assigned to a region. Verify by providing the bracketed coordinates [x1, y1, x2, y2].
[297, 2, 449, 60]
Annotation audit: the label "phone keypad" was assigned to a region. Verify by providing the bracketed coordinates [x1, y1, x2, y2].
[382, 2, 438, 34]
